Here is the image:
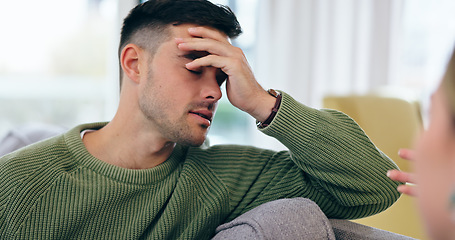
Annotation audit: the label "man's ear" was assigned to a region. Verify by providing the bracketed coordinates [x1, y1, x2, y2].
[120, 44, 144, 84]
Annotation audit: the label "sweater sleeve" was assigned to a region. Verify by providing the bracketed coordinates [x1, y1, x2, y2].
[257, 91, 401, 219]
[205, 91, 401, 221]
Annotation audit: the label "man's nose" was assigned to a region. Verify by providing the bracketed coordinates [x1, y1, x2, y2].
[200, 67, 222, 101]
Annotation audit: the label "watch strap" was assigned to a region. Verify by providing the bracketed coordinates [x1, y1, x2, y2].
[257, 89, 282, 128]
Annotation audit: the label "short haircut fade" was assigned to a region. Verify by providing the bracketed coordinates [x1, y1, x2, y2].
[119, 0, 242, 57]
[117, 0, 242, 88]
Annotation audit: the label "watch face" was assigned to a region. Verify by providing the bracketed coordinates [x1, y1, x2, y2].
[268, 89, 279, 98]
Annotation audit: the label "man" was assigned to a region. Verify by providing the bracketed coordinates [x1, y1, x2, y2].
[0, 0, 401, 239]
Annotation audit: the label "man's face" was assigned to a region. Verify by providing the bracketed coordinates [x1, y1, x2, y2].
[138, 24, 227, 146]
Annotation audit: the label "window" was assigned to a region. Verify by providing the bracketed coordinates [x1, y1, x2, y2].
[0, 0, 124, 136]
[397, 0, 455, 91]
[396, 0, 455, 124]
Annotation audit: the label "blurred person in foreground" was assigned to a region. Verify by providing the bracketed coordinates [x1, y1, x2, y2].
[0, 0, 401, 239]
[388, 47, 455, 239]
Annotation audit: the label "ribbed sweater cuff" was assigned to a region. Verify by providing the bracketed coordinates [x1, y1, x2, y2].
[258, 91, 317, 149]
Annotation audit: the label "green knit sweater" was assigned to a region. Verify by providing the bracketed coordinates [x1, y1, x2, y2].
[0, 92, 400, 239]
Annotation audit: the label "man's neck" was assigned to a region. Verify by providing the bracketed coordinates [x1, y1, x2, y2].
[82, 121, 176, 170]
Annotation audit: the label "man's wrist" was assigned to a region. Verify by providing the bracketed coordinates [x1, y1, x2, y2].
[257, 89, 282, 128]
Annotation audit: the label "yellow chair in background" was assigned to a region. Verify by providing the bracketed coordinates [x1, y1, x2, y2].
[323, 93, 426, 239]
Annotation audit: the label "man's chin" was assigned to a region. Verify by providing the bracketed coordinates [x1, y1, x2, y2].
[177, 134, 208, 147]
[175, 124, 210, 147]
[179, 139, 205, 147]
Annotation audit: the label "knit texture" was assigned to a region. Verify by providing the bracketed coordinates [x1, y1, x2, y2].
[0, 92, 401, 239]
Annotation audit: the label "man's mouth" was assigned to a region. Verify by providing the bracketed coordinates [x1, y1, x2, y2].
[189, 110, 213, 123]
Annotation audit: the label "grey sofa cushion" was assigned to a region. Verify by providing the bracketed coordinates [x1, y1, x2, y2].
[213, 198, 336, 239]
[213, 198, 417, 240]
[329, 219, 417, 240]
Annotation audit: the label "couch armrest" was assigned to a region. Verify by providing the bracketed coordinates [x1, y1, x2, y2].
[329, 219, 417, 240]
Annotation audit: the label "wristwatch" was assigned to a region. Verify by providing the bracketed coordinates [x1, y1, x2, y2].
[257, 89, 282, 128]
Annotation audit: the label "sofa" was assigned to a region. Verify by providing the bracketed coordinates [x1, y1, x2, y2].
[0, 125, 417, 239]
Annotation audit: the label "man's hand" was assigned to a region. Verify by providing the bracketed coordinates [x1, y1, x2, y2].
[387, 148, 419, 197]
[176, 26, 276, 123]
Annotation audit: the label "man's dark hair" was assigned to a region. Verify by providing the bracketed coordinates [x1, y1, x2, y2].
[118, 0, 243, 87]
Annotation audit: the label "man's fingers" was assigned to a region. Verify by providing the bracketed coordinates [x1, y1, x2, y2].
[185, 55, 222, 69]
[188, 27, 230, 43]
[186, 55, 244, 79]
[176, 38, 236, 57]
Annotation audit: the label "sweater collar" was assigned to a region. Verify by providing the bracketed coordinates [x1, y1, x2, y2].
[64, 122, 188, 185]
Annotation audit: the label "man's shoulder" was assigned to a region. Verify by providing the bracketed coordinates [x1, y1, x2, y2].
[0, 134, 72, 210]
[0, 134, 68, 175]
[0, 122, 105, 180]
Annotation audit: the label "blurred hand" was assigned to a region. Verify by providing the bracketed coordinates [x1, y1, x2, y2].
[387, 148, 419, 197]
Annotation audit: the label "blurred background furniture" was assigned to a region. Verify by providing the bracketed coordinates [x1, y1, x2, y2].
[323, 92, 426, 239]
[0, 123, 66, 157]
